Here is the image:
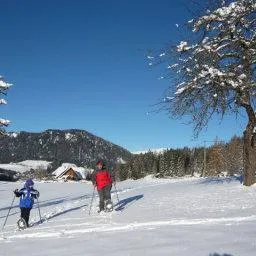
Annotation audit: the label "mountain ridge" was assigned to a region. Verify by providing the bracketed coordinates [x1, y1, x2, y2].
[0, 129, 132, 169]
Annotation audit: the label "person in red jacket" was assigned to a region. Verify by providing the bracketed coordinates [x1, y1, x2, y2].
[91, 160, 113, 212]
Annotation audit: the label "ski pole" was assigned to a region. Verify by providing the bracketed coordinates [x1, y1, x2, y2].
[37, 198, 42, 224]
[2, 195, 16, 231]
[88, 186, 96, 215]
[113, 183, 120, 205]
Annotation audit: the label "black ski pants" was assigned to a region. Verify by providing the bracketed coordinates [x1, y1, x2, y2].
[97, 184, 112, 211]
[20, 207, 31, 225]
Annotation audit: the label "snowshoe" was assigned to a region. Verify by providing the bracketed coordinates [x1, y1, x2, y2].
[17, 218, 27, 230]
[96, 204, 104, 213]
[105, 201, 113, 212]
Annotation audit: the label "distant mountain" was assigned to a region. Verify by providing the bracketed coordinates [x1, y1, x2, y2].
[0, 129, 132, 170]
[132, 148, 167, 155]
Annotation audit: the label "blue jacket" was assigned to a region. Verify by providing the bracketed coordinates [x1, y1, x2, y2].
[14, 187, 39, 209]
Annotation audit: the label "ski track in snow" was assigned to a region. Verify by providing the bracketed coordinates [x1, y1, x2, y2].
[0, 184, 134, 241]
[1, 175, 256, 256]
[1, 214, 256, 241]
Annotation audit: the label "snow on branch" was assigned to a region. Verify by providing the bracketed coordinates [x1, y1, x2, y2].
[171, 0, 256, 98]
[193, 0, 256, 32]
[0, 76, 12, 128]
[151, 0, 256, 134]
[0, 77, 12, 90]
[177, 41, 193, 52]
[0, 119, 10, 126]
[0, 99, 7, 104]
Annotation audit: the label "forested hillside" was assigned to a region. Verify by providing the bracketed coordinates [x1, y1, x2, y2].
[115, 136, 243, 180]
[0, 129, 132, 169]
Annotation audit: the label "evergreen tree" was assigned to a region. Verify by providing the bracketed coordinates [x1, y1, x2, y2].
[224, 136, 243, 175]
[207, 141, 226, 176]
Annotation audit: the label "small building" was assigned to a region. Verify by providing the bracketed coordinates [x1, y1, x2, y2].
[52, 163, 91, 181]
[57, 167, 82, 181]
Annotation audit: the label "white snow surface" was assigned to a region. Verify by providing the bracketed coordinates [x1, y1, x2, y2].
[1, 176, 255, 255]
[0, 160, 52, 173]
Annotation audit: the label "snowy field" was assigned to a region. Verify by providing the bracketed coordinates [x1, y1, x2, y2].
[0, 160, 52, 173]
[1, 176, 256, 256]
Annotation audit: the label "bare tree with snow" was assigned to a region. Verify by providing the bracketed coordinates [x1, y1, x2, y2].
[151, 0, 256, 185]
[0, 76, 12, 134]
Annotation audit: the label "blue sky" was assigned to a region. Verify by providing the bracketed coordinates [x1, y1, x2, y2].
[0, 0, 246, 152]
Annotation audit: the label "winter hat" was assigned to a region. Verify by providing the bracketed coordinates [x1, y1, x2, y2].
[25, 179, 34, 188]
[96, 160, 104, 166]
[96, 160, 106, 169]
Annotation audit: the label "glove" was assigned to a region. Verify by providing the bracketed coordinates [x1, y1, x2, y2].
[14, 189, 18, 195]
[32, 191, 40, 199]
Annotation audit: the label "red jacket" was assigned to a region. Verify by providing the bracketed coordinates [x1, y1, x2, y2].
[92, 169, 112, 190]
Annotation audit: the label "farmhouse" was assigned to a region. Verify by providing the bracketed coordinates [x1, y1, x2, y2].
[53, 163, 91, 181]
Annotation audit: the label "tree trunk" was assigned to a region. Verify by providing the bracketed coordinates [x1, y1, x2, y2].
[243, 103, 256, 186]
[243, 129, 256, 186]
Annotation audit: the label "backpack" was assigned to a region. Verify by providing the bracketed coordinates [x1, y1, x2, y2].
[20, 188, 34, 208]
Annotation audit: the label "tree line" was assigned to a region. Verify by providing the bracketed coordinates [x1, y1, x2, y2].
[114, 136, 243, 181]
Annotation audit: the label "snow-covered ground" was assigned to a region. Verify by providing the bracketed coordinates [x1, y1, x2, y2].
[1, 176, 256, 256]
[0, 160, 52, 173]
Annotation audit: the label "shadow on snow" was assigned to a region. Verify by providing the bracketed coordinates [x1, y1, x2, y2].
[0, 194, 92, 219]
[114, 194, 144, 211]
[199, 175, 243, 185]
[209, 253, 234, 256]
[33, 204, 87, 225]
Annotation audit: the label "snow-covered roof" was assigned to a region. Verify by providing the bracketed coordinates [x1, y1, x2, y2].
[52, 163, 92, 179]
[52, 163, 77, 177]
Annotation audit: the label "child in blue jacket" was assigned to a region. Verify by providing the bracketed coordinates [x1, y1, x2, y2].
[14, 179, 40, 227]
